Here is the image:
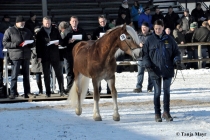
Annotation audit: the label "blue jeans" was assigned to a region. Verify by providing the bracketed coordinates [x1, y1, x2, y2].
[10, 59, 30, 95]
[153, 77, 172, 114]
[136, 61, 153, 90]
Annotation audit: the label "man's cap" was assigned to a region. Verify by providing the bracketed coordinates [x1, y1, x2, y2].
[16, 15, 25, 23]
[190, 23, 196, 28]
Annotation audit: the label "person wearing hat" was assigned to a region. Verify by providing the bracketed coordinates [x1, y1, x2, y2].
[191, 3, 205, 28]
[152, 6, 164, 25]
[185, 23, 198, 69]
[138, 6, 152, 30]
[192, 21, 210, 68]
[25, 11, 40, 34]
[179, 8, 195, 33]
[118, 0, 131, 24]
[164, 6, 180, 32]
[3, 15, 34, 99]
[133, 22, 153, 93]
[0, 14, 13, 34]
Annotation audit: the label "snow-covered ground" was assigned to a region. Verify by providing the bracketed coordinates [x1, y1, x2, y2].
[0, 69, 210, 140]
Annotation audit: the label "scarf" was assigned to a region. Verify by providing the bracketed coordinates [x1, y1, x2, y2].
[44, 26, 52, 39]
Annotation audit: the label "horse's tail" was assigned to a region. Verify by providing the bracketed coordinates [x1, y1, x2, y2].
[67, 75, 90, 107]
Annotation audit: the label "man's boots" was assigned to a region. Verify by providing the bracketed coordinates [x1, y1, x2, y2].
[162, 112, 173, 122]
[155, 114, 162, 122]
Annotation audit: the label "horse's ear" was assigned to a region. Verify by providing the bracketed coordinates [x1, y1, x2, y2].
[122, 23, 127, 31]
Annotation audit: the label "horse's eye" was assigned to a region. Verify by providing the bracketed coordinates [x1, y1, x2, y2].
[127, 37, 131, 39]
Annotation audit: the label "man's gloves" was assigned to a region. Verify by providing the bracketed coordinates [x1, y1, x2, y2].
[176, 60, 183, 70]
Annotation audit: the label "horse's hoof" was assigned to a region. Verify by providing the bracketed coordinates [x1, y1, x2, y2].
[93, 115, 102, 121]
[75, 108, 82, 116]
[113, 115, 120, 121]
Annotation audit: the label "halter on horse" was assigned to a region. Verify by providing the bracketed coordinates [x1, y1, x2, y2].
[67, 24, 142, 121]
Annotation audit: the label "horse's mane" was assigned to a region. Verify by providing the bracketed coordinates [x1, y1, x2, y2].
[98, 25, 140, 45]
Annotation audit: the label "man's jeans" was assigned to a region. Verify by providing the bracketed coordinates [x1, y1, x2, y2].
[153, 77, 172, 114]
[187, 49, 198, 69]
[136, 61, 153, 90]
[11, 59, 30, 95]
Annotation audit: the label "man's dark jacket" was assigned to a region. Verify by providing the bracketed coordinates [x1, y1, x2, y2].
[164, 11, 180, 31]
[3, 26, 33, 60]
[25, 19, 40, 34]
[36, 25, 63, 62]
[143, 33, 181, 78]
[192, 26, 210, 43]
[92, 24, 110, 40]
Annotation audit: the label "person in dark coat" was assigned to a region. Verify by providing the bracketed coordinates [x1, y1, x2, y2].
[143, 20, 181, 122]
[191, 3, 205, 28]
[3, 15, 34, 99]
[63, 16, 88, 93]
[133, 22, 153, 93]
[0, 14, 13, 34]
[25, 12, 40, 34]
[192, 21, 210, 68]
[92, 15, 111, 94]
[36, 16, 65, 97]
[164, 6, 180, 32]
[152, 7, 164, 24]
[116, 12, 132, 26]
[179, 8, 195, 33]
[31, 27, 43, 95]
[118, 0, 131, 21]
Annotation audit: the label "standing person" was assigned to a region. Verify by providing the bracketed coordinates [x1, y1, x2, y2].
[0, 32, 4, 87]
[131, 1, 141, 31]
[0, 14, 13, 34]
[164, 6, 180, 33]
[116, 11, 132, 26]
[191, 3, 205, 28]
[118, 0, 131, 21]
[152, 7, 164, 24]
[3, 15, 34, 99]
[36, 16, 65, 97]
[179, 9, 195, 33]
[192, 21, 210, 68]
[92, 15, 111, 94]
[133, 22, 153, 93]
[25, 12, 40, 34]
[138, 7, 152, 29]
[63, 16, 88, 93]
[143, 20, 181, 122]
[31, 27, 43, 95]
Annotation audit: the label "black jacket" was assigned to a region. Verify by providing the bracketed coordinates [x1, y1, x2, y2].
[92, 24, 110, 40]
[152, 13, 164, 24]
[191, 8, 205, 27]
[164, 11, 180, 31]
[116, 17, 131, 26]
[192, 26, 210, 43]
[64, 26, 88, 53]
[185, 30, 195, 51]
[36, 25, 63, 62]
[143, 33, 181, 78]
[3, 26, 33, 60]
[0, 21, 13, 34]
[118, 5, 131, 20]
[25, 19, 40, 34]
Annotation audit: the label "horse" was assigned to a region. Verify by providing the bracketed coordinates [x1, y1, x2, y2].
[67, 24, 141, 121]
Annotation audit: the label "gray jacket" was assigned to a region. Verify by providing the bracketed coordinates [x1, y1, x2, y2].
[138, 32, 152, 61]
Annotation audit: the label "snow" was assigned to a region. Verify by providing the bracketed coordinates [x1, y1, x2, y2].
[0, 69, 210, 140]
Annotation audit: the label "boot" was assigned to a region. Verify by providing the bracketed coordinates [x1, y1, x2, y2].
[133, 88, 142, 93]
[24, 93, 29, 98]
[162, 112, 173, 122]
[155, 114, 162, 122]
[46, 93, 51, 98]
[9, 94, 15, 99]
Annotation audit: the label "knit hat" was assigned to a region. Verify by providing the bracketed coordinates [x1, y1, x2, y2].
[30, 11, 35, 17]
[190, 23, 196, 28]
[141, 22, 149, 28]
[16, 15, 25, 23]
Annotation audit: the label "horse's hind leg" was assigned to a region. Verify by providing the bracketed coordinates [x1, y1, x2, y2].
[92, 78, 102, 121]
[107, 75, 120, 121]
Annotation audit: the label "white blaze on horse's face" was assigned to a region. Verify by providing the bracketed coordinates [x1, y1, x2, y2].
[120, 25, 142, 60]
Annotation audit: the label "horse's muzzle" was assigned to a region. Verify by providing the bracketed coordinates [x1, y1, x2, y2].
[132, 48, 142, 60]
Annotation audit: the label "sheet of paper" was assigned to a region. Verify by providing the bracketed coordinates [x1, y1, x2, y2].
[200, 17, 206, 21]
[72, 35, 82, 40]
[58, 46, 67, 49]
[23, 40, 34, 46]
[3, 49, 7, 52]
[47, 40, 59, 46]
[100, 32, 105, 38]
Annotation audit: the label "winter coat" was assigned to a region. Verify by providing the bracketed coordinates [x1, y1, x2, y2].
[118, 5, 131, 20]
[143, 33, 181, 78]
[152, 13, 164, 24]
[192, 26, 210, 43]
[138, 12, 152, 29]
[36, 25, 63, 62]
[173, 29, 186, 44]
[116, 17, 131, 26]
[92, 24, 110, 40]
[0, 33, 4, 59]
[30, 48, 42, 73]
[3, 26, 33, 60]
[25, 19, 40, 34]
[185, 30, 195, 51]
[179, 15, 195, 32]
[191, 8, 205, 27]
[164, 11, 180, 31]
[131, 5, 139, 22]
[0, 21, 13, 34]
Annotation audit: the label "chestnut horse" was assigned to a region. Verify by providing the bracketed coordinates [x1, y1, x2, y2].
[68, 24, 141, 121]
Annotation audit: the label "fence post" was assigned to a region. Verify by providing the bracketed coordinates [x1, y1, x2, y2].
[198, 45, 202, 69]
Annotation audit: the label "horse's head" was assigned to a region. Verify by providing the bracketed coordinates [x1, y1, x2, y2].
[118, 24, 142, 60]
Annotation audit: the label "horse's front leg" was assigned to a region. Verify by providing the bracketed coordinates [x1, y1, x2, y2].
[92, 78, 102, 121]
[75, 74, 82, 116]
[107, 75, 120, 121]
